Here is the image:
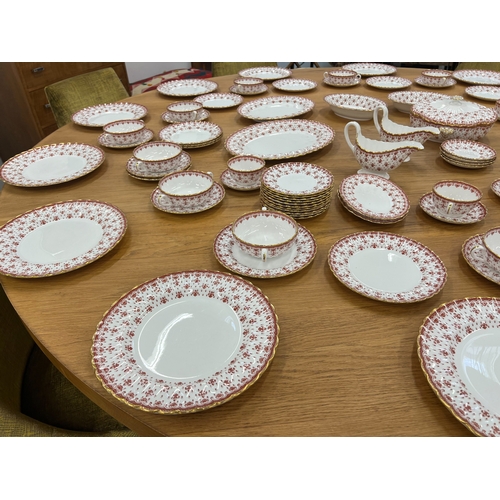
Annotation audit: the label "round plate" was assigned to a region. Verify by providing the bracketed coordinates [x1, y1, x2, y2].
[225, 119, 335, 160]
[193, 92, 243, 109]
[91, 270, 279, 413]
[324, 94, 386, 121]
[328, 231, 447, 303]
[366, 76, 412, 89]
[229, 84, 268, 96]
[491, 179, 500, 197]
[387, 91, 449, 113]
[237, 95, 314, 121]
[156, 79, 218, 97]
[72, 102, 148, 127]
[159, 122, 223, 148]
[418, 297, 500, 436]
[0, 200, 127, 278]
[238, 66, 292, 81]
[0, 143, 105, 187]
[342, 63, 397, 76]
[151, 184, 225, 214]
[463, 234, 500, 285]
[415, 77, 456, 88]
[214, 224, 316, 279]
[441, 139, 496, 162]
[272, 78, 317, 92]
[465, 85, 500, 102]
[419, 193, 487, 224]
[453, 69, 500, 85]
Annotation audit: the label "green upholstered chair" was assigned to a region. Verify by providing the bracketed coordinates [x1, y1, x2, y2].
[0, 284, 136, 437]
[44, 67, 130, 128]
[211, 62, 277, 77]
[455, 62, 500, 71]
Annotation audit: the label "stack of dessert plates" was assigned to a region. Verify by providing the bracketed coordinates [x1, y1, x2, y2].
[440, 139, 497, 169]
[159, 122, 223, 149]
[338, 174, 410, 224]
[260, 162, 334, 219]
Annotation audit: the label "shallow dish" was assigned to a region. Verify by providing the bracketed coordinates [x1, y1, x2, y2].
[72, 102, 148, 127]
[159, 121, 223, 148]
[92, 270, 279, 413]
[418, 297, 500, 436]
[0, 200, 127, 278]
[156, 78, 217, 97]
[151, 183, 225, 214]
[453, 69, 500, 85]
[229, 84, 268, 96]
[440, 139, 496, 162]
[238, 66, 292, 80]
[415, 77, 456, 88]
[465, 85, 500, 102]
[237, 95, 314, 121]
[220, 169, 260, 191]
[328, 231, 447, 303]
[324, 94, 386, 121]
[193, 92, 243, 109]
[387, 90, 449, 113]
[225, 119, 335, 160]
[98, 129, 153, 148]
[126, 151, 191, 180]
[342, 63, 397, 76]
[0, 143, 105, 187]
[161, 108, 210, 123]
[272, 78, 317, 92]
[463, 234, 500, 285]
[366, 76, 412, 89]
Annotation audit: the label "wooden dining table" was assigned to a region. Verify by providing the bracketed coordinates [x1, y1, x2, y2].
[1, 66, 499, 437]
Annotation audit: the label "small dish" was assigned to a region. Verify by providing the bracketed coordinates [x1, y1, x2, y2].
[342, 63, 397, 76]
[324, 94, 386, 121]
[229, 84, 268, 95]
[237, 95, 314, 121]
[220, 169, 260, 191]
[156, 79, 218, 97]
[272, 78, 317, 92]
[465, 85, 500, 102]
[151, 183, 225, 214]
[419, 192, 487, 224]
[366, 76, 412, 89]
[98, 129, 154, 148]
[387, 90, 449, 114]
[161, 108, 210, 123]
[491, 179, 500, 197]
[238, 66, 292, 81]
[415, 77, 456, 88]
[462, 234, 500, 285]
[126, 151, 191, 180]
[72, 102, 148, 127]
[159, 121, 223, 148]
[193, 92, 243, 109]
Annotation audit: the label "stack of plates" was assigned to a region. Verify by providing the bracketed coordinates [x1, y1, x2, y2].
[260, 162, 334, 219]
[338, 174, 410, 224]
[159, 122, 222, 149]
[440, 139, 496, 169]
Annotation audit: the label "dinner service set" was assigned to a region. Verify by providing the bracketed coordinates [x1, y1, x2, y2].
[193, 92, 243, 109]
[221, 155, 266, 191]
[338, 173, 410, 224]
[98, 119, 154, 149]
[161, 101, 210, 123]
[415, 69, 456, 88]
[72, 102, 148, 127]
[159, 121, 223, 148]
[387, 90, 449, 113]
[272, 78, 317, 92]
[230, 77, 268, 95]
[440, 139, 497, 168]
[323, 69, 361, 87]
[237, 95, 315, 121]
[344, 121, 424, 178]
[156, 78, 218, 97]
[259, 162, 334, 219]
[366, 76, 412, 90]
[419, 179, 487, 224]
[324, 94, 386, 121]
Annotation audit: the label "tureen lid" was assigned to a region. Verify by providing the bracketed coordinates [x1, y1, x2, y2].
[411, 96, 497, 127]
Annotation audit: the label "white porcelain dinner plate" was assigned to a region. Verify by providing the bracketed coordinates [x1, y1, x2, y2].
[214, 224, 316, 279]
[465, 85, 500, 102]
[151, 183, 225, 214]
[238, 66, 292, 80]
[272, 78, 317, 92]
[462, 234, 500, 285]
[98, 129, 154, 149]
[0, 143, 105, 187]
[0, 200, 127, 278]
[324, 94, 386, 121]
[159, 122, 223, 148]
[453, 69, 500, 85]
[342, 63, 397, 76]
[328, 231, 447, 303]
[193, 92, 243, 109]
[338, 174, 410, 222]
[419, 193, 487, 224]
[91, 270, 279, 413]
[418, 297, 500, 436]
[387, 91, 449, 113]
[225, 119, 335, 160]
[415, 77, 456, 88]
[156, 79, 218, 96]
[72, 102, 148, 127]
[366, 76, 412, 89]
[237, 96, 314, 121]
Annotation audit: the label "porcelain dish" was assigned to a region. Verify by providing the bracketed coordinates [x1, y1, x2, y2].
[272, 78, 317, 92]
[229, 84, 268, 95]
[440, 139, 496, 168]
[161, 108, 210, 123]
[0, 143, 105, 187]
[98, 129, 154, 148]
[463, 234, 500, 285]
[453, 69, 500, 85]
[342, 63, 397, 76]
[366, 76, 412, 89]
[418, 297, 500, 436]
[156, 79, 218, 97]
[387, 91, 449, 113]
[151, 183, 225, 214]
[419, 192, 487, 224]
[159, 122, 223, 148]
[220, 169, 260, 191]
[328, 231, 447, 303]
[238, 66, 292, 80]
[0, 200, 127, 278]
[324, 94, 386, 121]
[193, 92, 243, 109]
[237, 95, 314, 121]
[464, 85, 500, 102]
[126, 151, 191, 181]
[491, 179, 500, 198]
[72, 102, 148, 127]
[415, 77, 456, 88]
[92, 270, 279, 413]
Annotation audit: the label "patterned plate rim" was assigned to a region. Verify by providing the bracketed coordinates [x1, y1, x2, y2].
[193, 92, 243, 108]
[238, 66, 292, 80]
[342, 63, 397, 76]
[366, 76, 412, 89]
[452, 69, 500, 85]
[272, 78, 317, 91]
[159, 122, 223, 147]
[237, 95, 314, 121]
[465, 85, 500, 101]
[156, 79, 218, 96]
[72, 102, 148, 127]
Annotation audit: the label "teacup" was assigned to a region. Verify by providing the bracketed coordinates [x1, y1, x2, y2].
[158, 170, 214, 207]
[421, 69, 452, 79]
[234, 77, 265, 94]
[472, 227, 500, 272]
[418, 74, 449, 87]
[227, 155, 266, 186]
[103, 119, 146, 145]
[133, 141, 183, 174]
[323, 69, 361, 87]
[166, 101, 204, 122]
[431, 180, 482, 217]
[231, 208, 298, 262]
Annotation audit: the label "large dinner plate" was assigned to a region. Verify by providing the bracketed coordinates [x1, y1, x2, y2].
[72, 102, 148, 127]
[328, 231, 447, 303]
[453, 69, 500, 86]
[465, 85, 500, 102]
[342, 63, 397, 76]
[0, 200, 127, 278]
[0, 143, 105, 187]
[238, 66, 292, 81]
[418, 297, 500, 436]
[225, 119, 335, 160]
[92, 270, 279, 413]
[237, 95, 314, 121]
[157, 79, 218, 97]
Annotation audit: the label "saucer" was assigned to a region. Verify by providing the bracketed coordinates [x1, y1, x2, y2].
[126, 151, 191, 180]
[419, 192, 487, 224]
[491, 179, 500, 197]
[229, 84, 268, 96]
[323, 79, 359, 88]
[220, 169, 260, 191]
[151, 183, 225, 214]
[98, 129, 154, 148]
[415, 77, 457, 88]
[213, 224, 316, 279]
[161, 108, 210, 123]
[462, 234, 500, 285]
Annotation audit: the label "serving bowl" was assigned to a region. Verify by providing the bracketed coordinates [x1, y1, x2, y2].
[324, 94, 386, 121]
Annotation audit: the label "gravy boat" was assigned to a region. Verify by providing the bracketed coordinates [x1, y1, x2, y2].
[344, 121, 424, 179]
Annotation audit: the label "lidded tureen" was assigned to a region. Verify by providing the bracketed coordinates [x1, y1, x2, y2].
[410, 96, 497, 142]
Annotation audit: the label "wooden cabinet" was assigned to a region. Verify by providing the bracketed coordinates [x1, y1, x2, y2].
[0, 62, 129, 161]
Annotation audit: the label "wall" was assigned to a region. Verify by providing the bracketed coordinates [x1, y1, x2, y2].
[125, 62, 191, 84]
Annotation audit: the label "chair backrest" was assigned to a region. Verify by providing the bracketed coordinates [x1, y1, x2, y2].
[455, 62, 500, 72]
[45, 67, 130, 128]
[211, 62, 277, 77]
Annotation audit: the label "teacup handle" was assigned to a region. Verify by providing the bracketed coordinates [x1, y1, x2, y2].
[323, 72, 329, 79]
[471, 244, 489, 265]
[261, 248, 268, 262]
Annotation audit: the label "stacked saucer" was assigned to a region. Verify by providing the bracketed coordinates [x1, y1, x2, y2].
[159, 122, 223, 149]
[338, 174, 410, 224]
[260, 162, 334, 219]
[440, 139, 496, 169]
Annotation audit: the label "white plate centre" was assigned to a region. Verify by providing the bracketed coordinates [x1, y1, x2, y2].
[23, 155, 87, 181]
[88, 111, 135, 125]
[172, 85, 206, 95]
[277, 173, 317, 192]
[248, 103, 302, 119]
[204, 98, 235, 107]
[348, 248, 422, 292]
[17, 218, 104, 264]
[172, 130, 212, 142]
[242, 131, 316, 156]
[134, 297, 242, 379]
[353, 184, 393, 213]
[455, 328, 500, 414]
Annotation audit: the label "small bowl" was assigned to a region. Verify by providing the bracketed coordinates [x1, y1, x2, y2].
[103, 119, 146, 145]
[432, 180, 482, 217]
[158, 170, 214, 200]
[227, 155, 266, 186]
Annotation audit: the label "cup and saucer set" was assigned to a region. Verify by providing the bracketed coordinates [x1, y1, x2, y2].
[415, 69, 457, 88]
[126, 141, 191, 181]
[98, 119, 154, 149]
[151, 170, 225, 214]
[220, 155, 265, 191]
[229, 77, 268, 96]
[463, 226, 500, 285]
[161, 100, 210, 124]
[419, 180, 487, 224]
[213, 207, 317, 279]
